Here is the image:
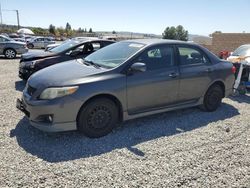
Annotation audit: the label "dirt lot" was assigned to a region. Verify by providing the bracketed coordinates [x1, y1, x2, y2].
[0, 56, 250, 187]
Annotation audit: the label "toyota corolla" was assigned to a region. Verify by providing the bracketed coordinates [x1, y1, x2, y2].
[16, 39, 235, 138]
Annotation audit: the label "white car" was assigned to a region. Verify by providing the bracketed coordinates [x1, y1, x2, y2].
[227, 44, 250, 63]
[227, 44, 250, 87]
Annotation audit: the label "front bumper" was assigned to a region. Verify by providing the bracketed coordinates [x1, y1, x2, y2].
[18, 66, 33, 80]
[16, 97, 78, 132]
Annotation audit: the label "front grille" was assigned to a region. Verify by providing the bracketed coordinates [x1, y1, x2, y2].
[27, 85, 37, 96]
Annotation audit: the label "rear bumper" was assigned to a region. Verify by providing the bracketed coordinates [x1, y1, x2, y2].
[225, 88, 233, 97]
[16, 97, 78, 132]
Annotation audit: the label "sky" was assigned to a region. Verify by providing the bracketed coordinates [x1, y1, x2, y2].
[1, 0, 250, 36]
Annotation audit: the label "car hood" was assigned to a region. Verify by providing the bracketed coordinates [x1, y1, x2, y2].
[21, 51, 56, 61]
[28, 59, 107, 88]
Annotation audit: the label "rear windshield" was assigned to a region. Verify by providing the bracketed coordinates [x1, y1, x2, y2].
[232, 45, 250, 56]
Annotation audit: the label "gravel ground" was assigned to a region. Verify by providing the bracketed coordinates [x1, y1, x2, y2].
[0, 56, 250, 187]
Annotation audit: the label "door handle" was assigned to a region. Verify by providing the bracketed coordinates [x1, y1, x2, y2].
[205, 68, 213, 73]
[169, 72, 179, 78]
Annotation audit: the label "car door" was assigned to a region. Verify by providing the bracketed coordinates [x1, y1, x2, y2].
[126, 44, 179, 114]
[37, 38, 44, 48]
[0, 36, 6, 54]
[177, 45, 214, 102]
[44, 38, 50, 48]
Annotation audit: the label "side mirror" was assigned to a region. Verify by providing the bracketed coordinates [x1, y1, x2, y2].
[129, 62, 146, 74]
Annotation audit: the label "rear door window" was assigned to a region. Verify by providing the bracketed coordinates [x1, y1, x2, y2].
[178, 46, 209, 65]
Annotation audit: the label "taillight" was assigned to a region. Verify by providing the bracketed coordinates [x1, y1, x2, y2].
[231, 65, 236, 74]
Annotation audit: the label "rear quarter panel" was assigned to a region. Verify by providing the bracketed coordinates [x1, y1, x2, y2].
[212, 61, 235, 96]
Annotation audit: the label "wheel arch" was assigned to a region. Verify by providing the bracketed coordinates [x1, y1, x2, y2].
[206, 80, 225, 97]
[77, 93, 124, 123]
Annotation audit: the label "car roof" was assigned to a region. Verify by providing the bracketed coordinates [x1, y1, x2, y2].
[124, 39, 194, 46]
[77, 38, 115, 43]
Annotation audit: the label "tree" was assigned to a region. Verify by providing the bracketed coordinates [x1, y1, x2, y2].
[89, 28, 93, 33]
[65, 22, 71, 31]
[162, 26, 176, 40]
[176, 25, 188, 41]
[49, 24, 56, 35]
[162, 25, 188, 41]
[112, 30, 116, 34]
[65, 22, 72, 36]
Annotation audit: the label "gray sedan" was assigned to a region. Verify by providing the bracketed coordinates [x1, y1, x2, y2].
[27, 37, 55, 49]
[0, 35, 28, 59]
[17, 39, 235, 138]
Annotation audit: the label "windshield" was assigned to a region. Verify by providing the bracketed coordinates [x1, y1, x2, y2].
[84, 42, 145, 69]
[232, 45, 250, 56]
[0, 35, 13, 42]
[49, 40, 80, 53]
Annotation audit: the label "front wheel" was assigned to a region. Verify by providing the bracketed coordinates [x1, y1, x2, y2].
[4, 49, 16, 59]
[201, 85, 223, 112]
[77, 98, 119, 138]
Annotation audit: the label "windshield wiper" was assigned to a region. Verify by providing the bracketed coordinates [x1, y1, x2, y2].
[83, 59, 101, 69]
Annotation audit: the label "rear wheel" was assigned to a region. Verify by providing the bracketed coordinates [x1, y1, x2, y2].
[201, 85, 223, 112]
[4, 48, 16, 59]
[77, 98, 119, 138]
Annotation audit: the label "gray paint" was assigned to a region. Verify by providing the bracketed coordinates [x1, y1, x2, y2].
[20, 39, 235, 132]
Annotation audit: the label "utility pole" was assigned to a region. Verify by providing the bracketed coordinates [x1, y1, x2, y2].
[0, 2, 3, 25]
[2, 9, 20, 29]
[15, 10, 19, 29]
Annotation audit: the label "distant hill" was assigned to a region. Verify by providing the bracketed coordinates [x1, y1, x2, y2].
[188, 34, 212, 45]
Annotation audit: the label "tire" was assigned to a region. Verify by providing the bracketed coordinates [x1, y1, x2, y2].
[77, 98, 119, 138]
[27, 43, 34, 49]
[4, 48, 16, 59]
[201, 85, 223, 112]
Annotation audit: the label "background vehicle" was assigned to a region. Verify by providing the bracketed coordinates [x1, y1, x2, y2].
[17, 39, 235, 138]
[44, 37, 99, 51]
[27, 37, 55, 49]
[19, 39, 115, 80]
[227, 44, 250, 83]
[0, 35, 28, 59]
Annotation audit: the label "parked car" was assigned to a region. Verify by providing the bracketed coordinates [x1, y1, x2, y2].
[44, 37, 98, 51]
[0, 35, 28, 59]
[19, 39, 115, 80]
[16, 39, 235, 138]
[27, 37, 55, 49]
[44, 43, 60, 51]
[227, 44, 250, 82]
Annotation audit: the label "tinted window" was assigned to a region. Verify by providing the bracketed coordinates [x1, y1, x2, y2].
[91, 42, 101, 50]
[178, 47, 209, 65]
[135, 45, 174, 70]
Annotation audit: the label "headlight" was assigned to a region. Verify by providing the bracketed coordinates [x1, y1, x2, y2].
[39, 86, 79, 100]
[29, 61, 36, 69]
[23, 61, 36, 69]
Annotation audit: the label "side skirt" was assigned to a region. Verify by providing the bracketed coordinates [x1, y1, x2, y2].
[123, 97, 204, 121]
